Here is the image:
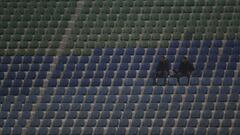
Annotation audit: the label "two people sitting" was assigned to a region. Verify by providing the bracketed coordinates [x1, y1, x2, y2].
[154, 56, 194, 85]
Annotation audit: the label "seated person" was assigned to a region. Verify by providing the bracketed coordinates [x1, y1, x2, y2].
[154, 56, 170, 85]
[178, 56, 195, 78]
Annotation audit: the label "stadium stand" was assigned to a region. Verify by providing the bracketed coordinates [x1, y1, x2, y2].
[0, 0, 240, 134]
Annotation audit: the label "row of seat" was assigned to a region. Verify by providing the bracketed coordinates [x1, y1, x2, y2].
[1, 117, 240, 127]
[1, 126, 240, 135]
[1, 77, 239, 87]
[1, 85, 239, 96]
[0, 93, 239, 105]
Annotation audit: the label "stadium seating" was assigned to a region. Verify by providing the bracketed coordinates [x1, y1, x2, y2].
[1, 0, 240, 134]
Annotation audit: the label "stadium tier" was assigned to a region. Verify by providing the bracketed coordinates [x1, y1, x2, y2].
[0, 0, 240, 135]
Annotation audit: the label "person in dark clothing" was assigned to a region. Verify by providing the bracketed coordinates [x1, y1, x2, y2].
[177, 56, 194, 79]
[154, 56, 170, 85]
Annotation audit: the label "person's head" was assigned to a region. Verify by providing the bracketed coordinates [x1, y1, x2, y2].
[183, 56, 188, 63]
[160, 56, 166, 62]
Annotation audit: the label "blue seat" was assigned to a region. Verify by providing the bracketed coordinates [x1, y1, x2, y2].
[179, 77, 189, 85]
[223, 78, 232, 86]
[79, 56, 89, 63]
[2, 57, 12, 64]
[113, 78, 122, 86]
[101, 56, 110, 63]
[167, 48, 176, 55]
[135, 78, 144, 86]
[102, 78, 112, 86]
[199, 48, 209, 55]
[90, 56, 99, 63]
[146, 48, 155, 55]
[93, 48, 102, 56]
[127, 70, 136, 79]
[225, 70, 234, 77]
[40, 64, 50, 71]
[126, 48, 135, 55]
[108, 63, 118, 71]
[219, 55, 229, 62]
[97, 63, 107, 71]
[48, 79, 57, 87]
[212, 77, 222, 86]
[112, 55, 121, 63]
[227, 62, 237, 70]
[122, 55, 131, 63]
[201, 78, 211, 86]
[80, 79, 90, 87]
[84, 71, 94, 78]
[203, 70, 213, 77]
[217, 62, 226, 70]
[234, 78, 240, 85]
[13, 56, 22, 64]
[168, 77, 178, 85]
[133, 55, 142, 63]
[157, 48, 166, 55]
[61, 127, 71, 135]
[135, 48, 145, 55]
[124, 78, 133, 86]
[115, 48, 124, 55]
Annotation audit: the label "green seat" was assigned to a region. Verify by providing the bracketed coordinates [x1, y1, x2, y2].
[105, 41, 116, 48]
[109, 34, 119, 41]
[162, 33, 171, 40]
[175, 0, 184, 6]
[164, 0, 174, 6]
[2, 34, 11, 41]
[88, 34, 98, 41]
[127, 41, 137, 48]
[128, 14, 138, 21]
[194, 33, 203, 40]
[117, 41, 127, 48]
[48, 49, 58, 56]
[97, 14, 107, 21]
[204, 32, 214, 40]
[81, 48, 91, 56]
[75, 41, 85, 48]
[162, 6, 171, 13]
[139, 41, 149, 48]
[193, 7, 203, 13]
[144, 0, 154, 7]
[216, 0, 226, 6]
[160, 40, 169, 48]
[215, 33, 224, 40]
[172, 32, 182, 40]
[122, 28, 132, 34]
[102, 28, 112, 34]
[172, 6, 181, 13]
[0, 49, 5, 56]
[148, 41, 158, 48]
[152, 7, 161, 13]
[152, 33, 161, 40]
[16, 49, 27, 56]
[62, 49, 71, 56]
[78, 35, 88, 41]
[226, 32, 236, 40]
[99, 34, 109, 41]
[12, 34, 22, 41]
[112, 27, 122, 34]
[8, 42, 18, 49]
[131, 33, 140, 40]
[131, 7, 141, 14]
[50, 42, 59, 48]
[206, 0, 215, 6]
[141, 14, 150, 21]
[125, 21, 135, 27]
[120, 34, 129, 41]
[73, 48, 82, 56]
[5, 49, 15, 56]
[53, 35, 62, 41]
[142, 33, 151, 41]
[36, 49, 46, 56]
